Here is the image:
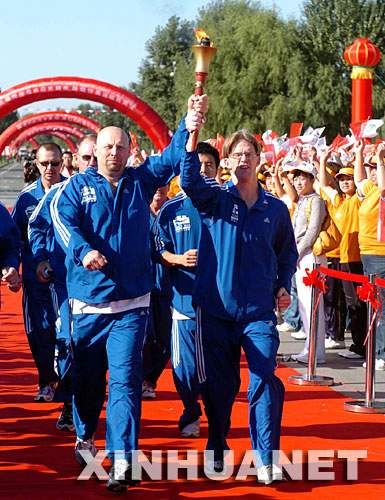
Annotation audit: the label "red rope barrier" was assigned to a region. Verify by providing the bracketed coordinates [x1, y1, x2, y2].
[319, 266, 369, 284]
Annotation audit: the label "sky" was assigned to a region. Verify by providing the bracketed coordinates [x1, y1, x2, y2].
[0, 0, 303, 115]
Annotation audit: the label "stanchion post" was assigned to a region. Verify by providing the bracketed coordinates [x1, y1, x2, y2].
[289, 262, 334, 386]
[365, 274, 376, 406]
[306, 263, 319, 379]
[344, 273, 385, 413]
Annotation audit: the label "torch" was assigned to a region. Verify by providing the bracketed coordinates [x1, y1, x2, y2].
[190, 28, 217, 149]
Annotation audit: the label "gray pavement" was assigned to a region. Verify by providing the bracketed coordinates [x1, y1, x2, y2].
[279, 328, 385, 404]
[0, 160, 24, 207]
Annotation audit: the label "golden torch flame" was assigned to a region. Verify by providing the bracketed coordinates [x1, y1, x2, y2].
[192, 28, 217, 74]
[194, 28, 212, 46]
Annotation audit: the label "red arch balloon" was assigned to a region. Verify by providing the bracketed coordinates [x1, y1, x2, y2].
[27, 138, 39, 148]
[0, 111, 100, 156]
[12, 123, 84, 150]
[47, 132, 77, 153]
[22, 133, 77, 153]
[0, 77, 171, 150]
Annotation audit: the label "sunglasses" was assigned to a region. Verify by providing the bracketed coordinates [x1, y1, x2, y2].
[38, 160, 61, 168]
[81, 155, 96, 162]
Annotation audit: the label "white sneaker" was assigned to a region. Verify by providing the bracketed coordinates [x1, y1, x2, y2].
[142, 381, 156, 399]
[325, 338, 346, 350]
[338, 350, 364, 359]
[277, 322, 296, 333]
[75, 437, 97, 466]
[291, 330, 307, 340]
[292, 353, 326, 365]
[181, 419, 200, 438]
[257, 464, 283, 484]
[363, 359, 385, 371]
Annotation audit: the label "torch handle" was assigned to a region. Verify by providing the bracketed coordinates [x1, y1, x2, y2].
[190, 72, 207, 150]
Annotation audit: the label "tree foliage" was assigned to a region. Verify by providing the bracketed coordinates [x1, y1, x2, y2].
[72, 0, 385, 147]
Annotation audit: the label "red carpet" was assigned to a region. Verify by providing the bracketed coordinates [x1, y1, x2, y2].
[1, 284, 385, 499]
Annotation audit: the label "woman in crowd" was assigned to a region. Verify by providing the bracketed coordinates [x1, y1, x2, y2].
[290, 162, 327, 364]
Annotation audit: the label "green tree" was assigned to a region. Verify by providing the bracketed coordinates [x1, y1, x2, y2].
[0, 110, 19, 135]
[174, 0, 298, 138]
[290, 0, 385, 138]
[134, 15, 194, 129]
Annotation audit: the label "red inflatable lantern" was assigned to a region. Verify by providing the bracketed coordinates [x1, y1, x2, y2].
[344, 38, 381, 124]
[0, 111, 100, 156]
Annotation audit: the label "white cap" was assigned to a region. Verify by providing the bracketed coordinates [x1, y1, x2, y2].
[289, 161, 317, 178]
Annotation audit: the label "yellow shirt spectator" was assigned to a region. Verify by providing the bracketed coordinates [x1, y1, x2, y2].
[358, 180, 385, 256]
[320, 186, 361, 263]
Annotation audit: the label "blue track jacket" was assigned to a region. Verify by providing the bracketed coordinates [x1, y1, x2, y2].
[154, 192, 201, 318]
[28, 182, 67, 285]
[51, 119, 189, 303]
[0, 202, 20, 270]
[180, 151, 298, 322]
[12, 177, 65, 282]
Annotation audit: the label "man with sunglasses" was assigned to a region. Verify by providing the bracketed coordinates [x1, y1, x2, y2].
[12, 143, 65, 402]
[28, 136, 99, 430]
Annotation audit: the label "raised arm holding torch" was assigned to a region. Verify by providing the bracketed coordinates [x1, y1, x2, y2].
[188, 28, 216, 150]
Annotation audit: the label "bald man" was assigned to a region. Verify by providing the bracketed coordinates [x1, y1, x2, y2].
[51, 96, 207, 493]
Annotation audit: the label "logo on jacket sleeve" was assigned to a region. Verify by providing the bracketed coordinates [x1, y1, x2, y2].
[81, 186, 97, 204]
[231, 203, 239, 223]
[173, 215, 191, 232]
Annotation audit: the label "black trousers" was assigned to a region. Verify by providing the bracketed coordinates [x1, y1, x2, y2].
[340, 261, 367, 355]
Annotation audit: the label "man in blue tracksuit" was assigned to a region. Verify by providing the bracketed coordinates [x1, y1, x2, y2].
[141, 185, 173, 399]
[12, 143, 65, 402]
[180, 130, 298, 483]
[28, 138, 97, 431]
[0, 202, 21, 293]
[51, 97, 207, 493]
[154, 142, 220, 438]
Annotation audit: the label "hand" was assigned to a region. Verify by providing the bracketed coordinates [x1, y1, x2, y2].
[185, 110, 206, 133]
[352, 139, 364, 157]
[178, 249, 198, 267]
[36, 261, 53, 283]
[82, 250, 108, 271]
[320, 145, 333, 165]
[186, 94, 208, 133]
[275, 287, 291, 312]
[188, 94, 208, 114]
[376, 142, 385, 165]
[1, 267, 21, 292]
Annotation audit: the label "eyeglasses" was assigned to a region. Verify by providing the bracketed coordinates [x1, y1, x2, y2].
[38, 160, 61, 168]
[229, 152, 256, 161]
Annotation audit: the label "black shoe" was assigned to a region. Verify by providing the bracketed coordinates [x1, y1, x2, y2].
[106, 462, 141, 493]
[56, 404, 75, 431]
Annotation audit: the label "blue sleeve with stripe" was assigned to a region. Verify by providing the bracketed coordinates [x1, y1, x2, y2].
[180, 150, 221, 214]
[28, 190, 53, 265]
[0, 203, 20, 270]
[137, 117, 189, 199]
[50, 180, 93, 265]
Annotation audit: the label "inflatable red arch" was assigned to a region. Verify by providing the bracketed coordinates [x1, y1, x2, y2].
[48, 133, 77, 153]
[12, 123, 84, 150]
[22, 133, 77, 153]
[0, 111, 100, 156]
[27, 138, 39, 148]
[0, 77, 171, 150]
